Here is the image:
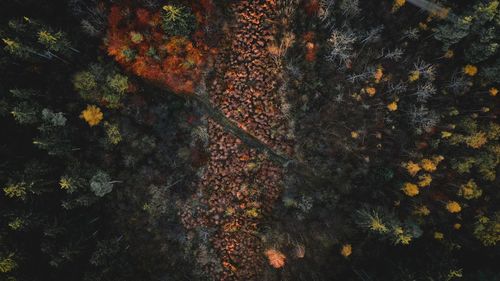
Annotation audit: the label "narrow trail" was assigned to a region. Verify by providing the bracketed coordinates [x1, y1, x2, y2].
[181, 1, 293, 280]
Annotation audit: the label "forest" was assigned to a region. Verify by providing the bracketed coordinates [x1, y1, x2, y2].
[0, 0, 499, 280]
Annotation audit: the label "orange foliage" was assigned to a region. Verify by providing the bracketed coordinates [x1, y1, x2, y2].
[222, 261, 237, 272]
[305, 42, 317, 62]
[106, 3, 214, 95]
[265, 249, 286, 269]
[303, 32, 317, 62]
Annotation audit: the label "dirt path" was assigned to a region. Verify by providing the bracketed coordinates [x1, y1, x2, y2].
[181, 1, 293, 280]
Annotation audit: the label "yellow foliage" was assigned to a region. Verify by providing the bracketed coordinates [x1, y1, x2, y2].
[370, 217, 389, 233]
[402, 182, 419, 197]
[465, 132, 488, 149]
[80, 105, 103, 127]
[463, 64, 478, 76]
[374, 67, 384, 83]
[0, 254, 17, 273]
[434, 232, 444, 240]
[446, 201, 462, 213]
[3, 183, 26, 199]
[2, 38, 17, 47]
[418, 174, 432, 187]
[433, 7, 450, 19]
[458, 179, 482, 200]
[454, 223, 462, 230]
[489, 87, 498, 97]
[404, 161, 421, 176]
[444, 50, 454, 59]
[414, 205, 430, 216]
[225, 207, 235, 216]
[340, 244, 352, 257]
[393, 227, 412, 245]
[59, 177, 72, 190]
[433, 155, 444, 164]
[387, 101, 398, 111]
[8, 218, 23, 230]
[38, 30, 57, 45]
[245, 208, 260, 218]
[441, 131, 453, 138]
[392, 0, 406, 12]
[408, 70, 420, 82]
[223, 221, 240, 233]
[474, 215, 500, 246]
[420, 159, 437, 172]
[365, 87, 376, 97]
[351, 131, 359, 139]
[418, 22, 428, 30]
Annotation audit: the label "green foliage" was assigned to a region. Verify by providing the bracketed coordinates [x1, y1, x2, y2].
[73, 71, 97, 92]
[473, 213, 500, 246]
[10, 101, 40, 125]
[444, 118, 499, 181]
[161, 5, 196, 36]
[451, 157, 476, 174]
[0, 254, 17, 273]
[41, 108, 66, 126]
[1, 0, 499, 280]
[106, 74, 129, 95]
[8, 217, 24, 230]
[433, 16, 472, 51]
[355, 208, 422, 245]
[90, 170, 114, 197]
[433, 1, 500, 63]
[480, 58, 500, 80]
[7, 89, 41, 124]
[3, 182, 29, 199]
[73, 64, 129, 109]
[0, 2, 197, 280]
[2, 38, 31, 59]
[2, 17, 75, 61]
[457, 179, 482, 199]
[104, 122, 122, 145]
[32, 108, 71, 155]
[37, 30, 71, 53]
[465, 26, 499, 63]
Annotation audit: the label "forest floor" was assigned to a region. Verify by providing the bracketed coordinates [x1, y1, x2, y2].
[181, 0, 293, 280]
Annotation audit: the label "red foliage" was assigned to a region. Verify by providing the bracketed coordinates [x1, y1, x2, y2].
[305, 42, 317, 62]
[191, 0, 215, 25]
[303, 31, 315, 42]
[303, 32, 317, 62]
[135, 8, 150, 26]
[105, 3, 214, 95]
[304, 0, 319, 16]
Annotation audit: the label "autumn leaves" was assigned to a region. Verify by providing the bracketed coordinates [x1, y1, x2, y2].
[106, 2, 213, 95]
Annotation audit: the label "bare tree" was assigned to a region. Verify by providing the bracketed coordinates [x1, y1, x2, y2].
[326, 28, 357, 67]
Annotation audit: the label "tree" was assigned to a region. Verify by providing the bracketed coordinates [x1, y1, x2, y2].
[161, 4, 196, 36]
[90, 171, 117, 197]
[2, 17, 77, 62]
[73, 64, 130, 109]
